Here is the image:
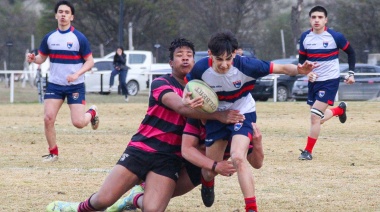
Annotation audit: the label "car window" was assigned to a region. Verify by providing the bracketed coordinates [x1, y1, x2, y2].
[129, 54, 146, 64]
[361, 67, 377, 78]
[94, 61, 113, 71]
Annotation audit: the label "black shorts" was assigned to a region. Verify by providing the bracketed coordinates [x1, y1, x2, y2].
[183, 159, 202, 187]
[117, 147, 182, 182]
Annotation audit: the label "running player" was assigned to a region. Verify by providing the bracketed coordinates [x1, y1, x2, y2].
[298, 5, 356, 160]
[26, 0, 98, 162]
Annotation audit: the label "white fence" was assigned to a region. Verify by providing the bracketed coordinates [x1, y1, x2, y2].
[2, 70, 380, 103]
[1, 70, 35, 103]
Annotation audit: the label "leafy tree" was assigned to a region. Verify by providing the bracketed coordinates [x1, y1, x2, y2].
[0, 1, 38, 70]
[332, 0, 380, 63]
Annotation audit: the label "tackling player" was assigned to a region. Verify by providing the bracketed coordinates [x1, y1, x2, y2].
[46, 38, 244, 212]
[106, 120, 264, 212]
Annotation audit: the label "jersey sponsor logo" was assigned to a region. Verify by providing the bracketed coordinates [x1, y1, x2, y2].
[72, 92, 79, 100]
[323, 41, 328, 48]
[318, 90, 325, 98]
[233, 80, 242, 88]
[119, 153, 129, 161]
[234, 122, 243, 131]
[67, 42, 73, 49]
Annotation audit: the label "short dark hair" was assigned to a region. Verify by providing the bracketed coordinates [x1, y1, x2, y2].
[168, 38, 195, 60]
[309, 6, 327, 17]
[55, 0, 75, 15]
[208, 30, 239, 57]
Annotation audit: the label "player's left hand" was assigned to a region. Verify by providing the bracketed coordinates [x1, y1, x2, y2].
[344, 75, 355, 84]
[308, 72, 318, 82]
[297, 60, 320, 75]
[217, 110, 245, 124]
[182, 91, 203, 109]
[67, 73, 79, 83]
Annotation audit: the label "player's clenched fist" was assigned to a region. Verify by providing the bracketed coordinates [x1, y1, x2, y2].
[27, 53, 36, 63]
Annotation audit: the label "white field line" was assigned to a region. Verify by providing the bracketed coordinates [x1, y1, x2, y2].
[1, 167, 111, 173]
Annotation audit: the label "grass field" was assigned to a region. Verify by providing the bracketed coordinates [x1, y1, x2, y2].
[0, 84, 379, 211]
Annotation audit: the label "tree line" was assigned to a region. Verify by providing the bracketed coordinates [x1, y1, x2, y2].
[1, 0, 379, 70]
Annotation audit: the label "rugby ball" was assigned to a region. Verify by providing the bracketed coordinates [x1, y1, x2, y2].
[184, 79, 219, 113]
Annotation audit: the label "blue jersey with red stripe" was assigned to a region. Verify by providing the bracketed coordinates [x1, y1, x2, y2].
[299, 27, 349, 81]
[38, 26, 92, 85]
[185, 55, 272, 114]
[128, 74, 186, 158]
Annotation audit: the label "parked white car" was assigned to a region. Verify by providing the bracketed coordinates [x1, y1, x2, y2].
[85, 58, 147, 95]
[29, 50, 170, 95]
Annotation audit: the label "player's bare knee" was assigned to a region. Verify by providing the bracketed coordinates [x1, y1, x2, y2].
[44, 115, 55, 125]
[248, 153, 264, 169]
[252, 159, 264, 169]
[89, 193, 114, 210]
[230, 153, 245, 168]
[72, 120, 85, 129]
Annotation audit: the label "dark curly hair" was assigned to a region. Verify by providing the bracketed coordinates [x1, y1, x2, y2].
[168, 38, 195, 60]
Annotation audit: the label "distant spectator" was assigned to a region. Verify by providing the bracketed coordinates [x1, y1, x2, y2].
[109, 46, 129, 102]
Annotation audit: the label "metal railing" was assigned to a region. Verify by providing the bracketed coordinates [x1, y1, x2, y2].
[268, 72, 380, 102]
[1, 70, 35, 103]
[2, 70, 380, 103]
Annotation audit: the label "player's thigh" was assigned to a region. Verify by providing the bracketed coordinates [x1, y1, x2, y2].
[44, 99, 64, 120]
[230, 134, 250, 159]
[206, 139, 228, 161]
[68, 103, 86, 123]
[312, 100, 329, 112]
[95, 164, 140, 204]
[172, 167, 197, 197]
[143, 171, 176, 212]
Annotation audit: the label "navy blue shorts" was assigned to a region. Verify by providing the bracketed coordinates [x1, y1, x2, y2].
[205, 111, 257, 147]
[116, 147, 182, 182]
[307, 78, 340, 106]
[44, 82, 86, 104]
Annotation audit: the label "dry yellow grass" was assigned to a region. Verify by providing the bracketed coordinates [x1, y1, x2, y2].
[0, 100, 379, 212]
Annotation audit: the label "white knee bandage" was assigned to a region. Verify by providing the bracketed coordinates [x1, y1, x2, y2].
[311, 108, 324, 119]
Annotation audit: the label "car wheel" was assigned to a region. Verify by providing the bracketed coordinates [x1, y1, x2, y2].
[127, 80, 139, 96]
[277, 86, 288, 102]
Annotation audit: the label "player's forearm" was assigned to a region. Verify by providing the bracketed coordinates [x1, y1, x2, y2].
[182, 146, 214, 171]
[345, 45, 356, 71]
[273, 64, 298, 76]
[76, 58, 94, 76]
